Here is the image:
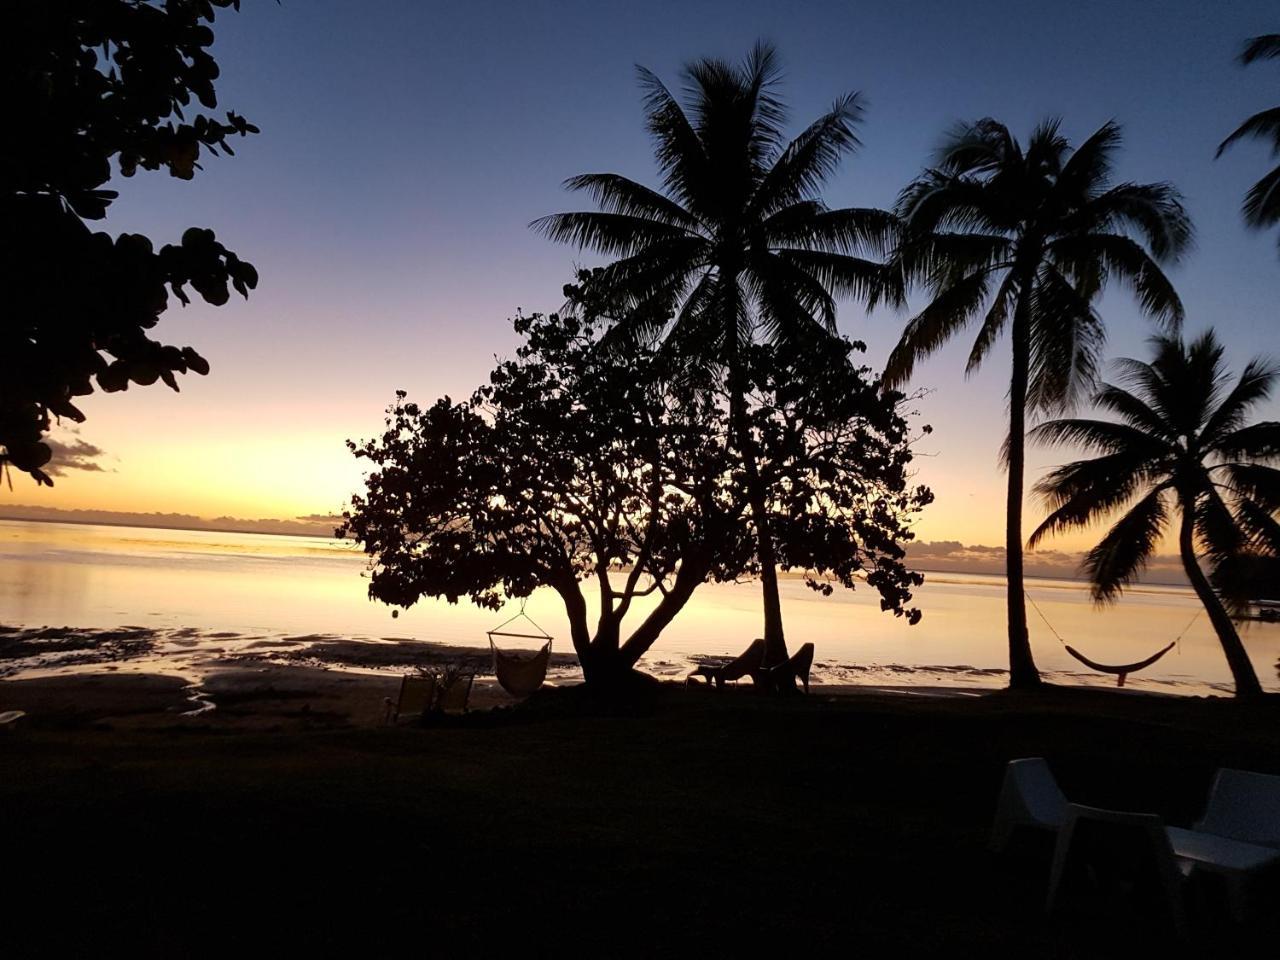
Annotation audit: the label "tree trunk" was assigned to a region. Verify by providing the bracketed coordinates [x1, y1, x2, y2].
[619, 553, 710, 667]
[731, 378, 788, 668]
[1178, 500, 1263, 698]
[1005, 295, 1041, 689]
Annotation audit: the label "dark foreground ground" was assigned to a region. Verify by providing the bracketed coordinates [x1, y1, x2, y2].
[2, 676, 1278, 958]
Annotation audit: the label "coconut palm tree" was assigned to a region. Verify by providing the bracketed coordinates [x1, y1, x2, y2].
[532, 43, 897, 665]
[1029, 331, 1279, 697]
[881, 119, 1193, 689]
[1217, 35, 1280, 251]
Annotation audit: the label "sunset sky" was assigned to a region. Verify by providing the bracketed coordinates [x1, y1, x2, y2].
[15, 0, 1280, 552]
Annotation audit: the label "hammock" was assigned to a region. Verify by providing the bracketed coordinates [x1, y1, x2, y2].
[1026, 590, 1194, 688]
[487, 603, 553, 698]
[1062, 642, 1177, 687]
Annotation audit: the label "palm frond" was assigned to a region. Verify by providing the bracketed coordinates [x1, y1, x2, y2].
[1082, 486, 1170, 602]
[935, 118, 1018, 176]
[1201, 356, 1280, 448]
[770, 248, 883, 306]
[763, 205, 901, 258]
[636, 65, 711, 212]
[1029, 417, 1169, 459]
[1026, 267, 1106, 413]
[1217, 420, 1280, 460]
[1070, 182, 1194, 262]
[1218, 106, 1280, 156]
[1240, 34, 1280, 65]
[1092, 389, 1170, 449]
[1049, 234, 1184, 329]
[965, 272, 1017, 375]
[1196, 485, 1246, 568]
[1028, 457, 1162, 548]
[750, 93, 864, 218]
[1218, 462, 1280, 512]
[882, 269, 994, 387]
[562, 174, 703, 230]
[1241, 163, 1280, 232]
[530, 211, 695, 257]
[1056, 120, 1121, 198]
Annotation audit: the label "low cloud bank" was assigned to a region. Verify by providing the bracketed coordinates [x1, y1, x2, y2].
[0, 503, 342, 539]
[905, 540, 1188, 586]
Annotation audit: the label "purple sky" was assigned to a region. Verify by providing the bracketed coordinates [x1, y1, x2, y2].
[25, 0, 1280, 550]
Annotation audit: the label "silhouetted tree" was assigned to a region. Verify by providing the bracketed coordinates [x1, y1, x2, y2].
[1217, 34, 1280, 252]
[341, 310, 930, 688]
[881, 119, 1192, 690]
[533, 43, 897, 666]
[1029, 331, 1279, 697]
[2, 0, 260, 485]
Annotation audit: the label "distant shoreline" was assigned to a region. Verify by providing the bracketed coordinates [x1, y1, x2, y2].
[0, 512, 1197, 588]
[0, 512, 338, 541]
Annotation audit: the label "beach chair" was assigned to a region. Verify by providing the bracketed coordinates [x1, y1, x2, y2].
[685, 639, 767, 689]
[768, 642, 816, 693]
[384, 674, 436, 725]
[1193, 768, 1280, 848]
[437, 673, 475, 716]
[989, 757, 1069, 852]
[1046, 803, 1188, 939]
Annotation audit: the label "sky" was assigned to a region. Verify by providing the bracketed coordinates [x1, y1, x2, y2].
[17, 0, 1280, 553]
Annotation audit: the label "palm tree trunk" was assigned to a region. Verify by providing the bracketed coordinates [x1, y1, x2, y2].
[1005, 296, 1041, 689]
[1178, 498, 1263, 697]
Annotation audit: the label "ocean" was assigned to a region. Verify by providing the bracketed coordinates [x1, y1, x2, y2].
[1, 518, 1277, 696]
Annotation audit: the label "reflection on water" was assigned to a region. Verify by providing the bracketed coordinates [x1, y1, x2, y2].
[1, 519, 1277, 696]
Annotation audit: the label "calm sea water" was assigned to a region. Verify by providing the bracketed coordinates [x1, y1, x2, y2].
[1, 518, 1277, 696]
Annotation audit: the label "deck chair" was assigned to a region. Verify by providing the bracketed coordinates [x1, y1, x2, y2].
[1046, 803, 1188, 940]
[990, 757, 1069, 852]
[768, 642, 816, 693]
[1194, 768, 1280, 848]
[437, 673, 475, 716]
[385, 674, 436, 725]
[686, 639, 767, 689]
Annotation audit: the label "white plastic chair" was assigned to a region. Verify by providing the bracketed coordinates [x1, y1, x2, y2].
[1047, 803, 1188, 939]
[1193, 768, 1280, 849]
[990, 757, 1070, 852]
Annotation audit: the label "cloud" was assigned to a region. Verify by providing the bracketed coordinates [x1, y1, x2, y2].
[905, 540, 1188, 586]
[42, 437, 110, 476]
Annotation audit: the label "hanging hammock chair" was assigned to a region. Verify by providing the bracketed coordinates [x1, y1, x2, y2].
[487, 602, 553, 698]
[1026, 590, 1193, 687]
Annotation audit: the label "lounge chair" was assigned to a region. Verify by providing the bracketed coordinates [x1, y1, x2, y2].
[384, 674, 436, 725]
[1193, 768, 1280, 848]
[686, 639, 767, 689]
[1047, 803, 1189, 939]
[989, 757, 1069, 852]
[767, 642, 815, 693]
[437, 673, 475, 716]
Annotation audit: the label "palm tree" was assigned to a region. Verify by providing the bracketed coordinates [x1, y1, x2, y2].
[1028, 331, 1280, 698]
[881, 119, 1193, 689]
[1217, 35, 1280, 251]
[533, 43, 896, 665]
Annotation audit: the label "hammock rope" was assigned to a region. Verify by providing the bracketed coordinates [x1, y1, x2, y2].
[1025, 589, 1199, 687]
